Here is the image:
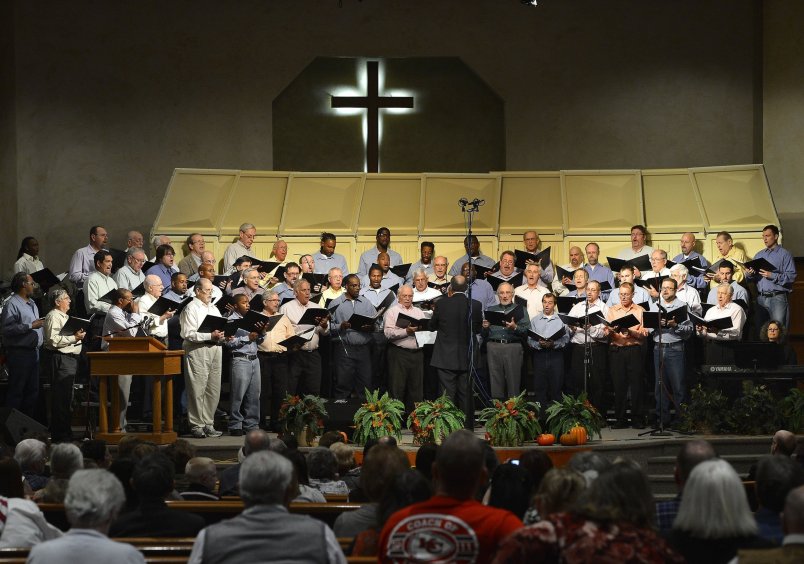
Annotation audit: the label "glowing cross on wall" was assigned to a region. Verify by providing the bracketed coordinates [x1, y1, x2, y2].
[330, 60, 415, 173]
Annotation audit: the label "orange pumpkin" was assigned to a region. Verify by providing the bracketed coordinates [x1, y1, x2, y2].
[559, 432, 577, 446]
[569, 425, 588, 445]
[536, 434, 556, 446]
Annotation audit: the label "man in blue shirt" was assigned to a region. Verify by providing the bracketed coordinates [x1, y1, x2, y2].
[528, 293, 569, 410]
[449, 235, 496, 277]
[672, 232, 710, 291]
[330, 274, 376, 399]
[461, 262, 497, 311]
[225, 294, 266, 436]
[360, 267, 396, 392]
[358, 227, 404, 277]
[705, 261, 749, 305]
[584, 243, 615, 302]
[746, 224, 797, 329]
[313, 232, 350, 276]
[145, 244, 179, 292]
[0, 272, 44, 417]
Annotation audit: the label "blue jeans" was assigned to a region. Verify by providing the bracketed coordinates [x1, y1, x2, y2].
[5, 348, 39, 417]
[757, 292, 789, 329]
[229, 357, 261, 431]
[654, 341, 686, 425]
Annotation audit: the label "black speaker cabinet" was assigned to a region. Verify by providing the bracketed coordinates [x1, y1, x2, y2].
[0, 408, 48, 446]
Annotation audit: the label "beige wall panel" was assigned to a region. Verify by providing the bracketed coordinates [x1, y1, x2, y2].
[357, 175, 423, 236]
[497, 173, 563, 234]
[562, 171, 643, 234]
[219, 172, 289, 236]
[650, 237, 682, 257]
[422, 175, 500, 235]
[280, 174, 364, 235]
[642, 170, 705, 233]
[691, 165, 778, 231]
[153, 169, 238, 234]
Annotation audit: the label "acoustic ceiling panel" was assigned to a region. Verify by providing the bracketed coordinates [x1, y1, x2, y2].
[280, 173, 364, 235]
[422, 175, 500, 235]
[562, 171, 643, 235]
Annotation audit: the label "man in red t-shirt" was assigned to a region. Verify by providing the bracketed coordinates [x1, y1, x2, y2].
[379, 430, 523, 563]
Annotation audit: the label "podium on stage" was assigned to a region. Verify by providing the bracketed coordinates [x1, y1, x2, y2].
[87, 337, 183, 444]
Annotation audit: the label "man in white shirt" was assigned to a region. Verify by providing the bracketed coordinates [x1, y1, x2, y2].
[669, 264, 702, 315]
[427, 256, 452, 291]
[101, 288, 143, 430]
[617, 224, 654, 268]
[180, 278, 226, 438]
[567, 280, 609, 411]
[113, 248, 147, 291]
[319, 267, 346, 307]
[697, 283, 747, 365]
[137, 275, 175, 341]
[13, 237, 44, 275]
[411, 269, 442, 307]
[223, 223, 257, 273]
[642, 249, 673, 300]
[514, 263, 548, 319]
[69, 226, 109, 287]
[280, 279, 330, 396]
[125, 230, 144, 252]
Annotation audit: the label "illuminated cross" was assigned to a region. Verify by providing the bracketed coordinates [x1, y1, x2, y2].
[331, 61, 414, 173]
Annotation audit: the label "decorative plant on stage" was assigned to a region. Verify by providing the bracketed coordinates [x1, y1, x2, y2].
[353, 389, 405, 445]
[478, 391, 540, 447]
[407, 393, 465, 445]
[278, 394, 328, 443]
[728, 381, 777, 435]
[778, 388, 804, 433]
[679, 384, 729, 435]
[545, 392, 605, 442]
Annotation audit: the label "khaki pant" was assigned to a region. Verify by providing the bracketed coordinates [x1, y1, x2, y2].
[183, 343, 222, 429]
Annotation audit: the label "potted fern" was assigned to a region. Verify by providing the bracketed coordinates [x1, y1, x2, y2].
[407, 393, 465, 445]
[779, 388, 804, 433]
[679, 384, 730, 435]
[352, 389, 405, 445]
[277, 394, 328, 446]
[478, 391, 540, 446]
[545, 392, 605, 444]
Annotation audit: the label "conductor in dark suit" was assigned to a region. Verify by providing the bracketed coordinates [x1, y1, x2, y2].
[430, 275, 483, 429]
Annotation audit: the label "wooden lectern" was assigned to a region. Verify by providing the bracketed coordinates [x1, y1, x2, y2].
[87, 337, 183, 444]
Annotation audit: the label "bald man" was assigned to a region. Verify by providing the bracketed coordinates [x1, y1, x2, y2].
[672, 232, 710, 290]
[552, 246, 585, 296]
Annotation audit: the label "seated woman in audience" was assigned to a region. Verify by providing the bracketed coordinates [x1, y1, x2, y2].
[760, 320, 798, 365]
[484, 462, 533, 520]
[33, 443, 84, 503]
[329, 442, 361, 493]
[493, 459, 683, 563]
[80, 440, 111, 469]
[284, 449, 326, 503]
[333, 444, 409, 539]
[352, 468, 432, 557]
[526, 467, 586, 525]
[0, 457, 62, 548]
[666, 458, 773, 564]
[307, 447, 350, 497]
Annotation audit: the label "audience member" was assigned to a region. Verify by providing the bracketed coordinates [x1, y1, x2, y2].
[737, 484, 804, 562]
[526, 467, 586, 525]
[283, 449, 326, 503]
[34, 442, 83, 503]
[180, 457, 220, 501]
[414, 443, 438, 484]
[567, 451, 611, 486]
[219, 430, 274, 496]
[485, 462, 534, 520]
[329, 442, 360, 492]
[80, 440, 111, 469]
[188, 450, 346, 564]
[379, 430, 522, 563]
[0, 457, 62, 548]
[667, 459, 772, 563]
[110, 453, 205, 537]
[14, 439, 49, 492]
[754, 455, 804, 544]
[26, 469, 145, 564]
[308, 447, 350, 496]
[656, 439, 718, 533]
[334, 444, 409, 538]
[494, 459, 682, 563]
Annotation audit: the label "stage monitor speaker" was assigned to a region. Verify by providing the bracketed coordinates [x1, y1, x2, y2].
[0, 408, 48, 446]
[325, 398, 363, 439]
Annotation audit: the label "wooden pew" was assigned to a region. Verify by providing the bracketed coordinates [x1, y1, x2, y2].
[38, 501, 363, 530]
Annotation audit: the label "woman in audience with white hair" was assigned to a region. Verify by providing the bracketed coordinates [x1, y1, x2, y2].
[494, 459, 683, 563]
[0, 457, 62, 548]
[34, 442, 84, 502]
[666, 458, 773, 563]
[26, 469, 145, 563]
[13, 438, 48, 492]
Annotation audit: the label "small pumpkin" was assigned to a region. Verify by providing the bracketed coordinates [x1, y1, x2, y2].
[569, 425, 588, 445]
[537, 433, 556, 446]
[559, 432, 577, 446]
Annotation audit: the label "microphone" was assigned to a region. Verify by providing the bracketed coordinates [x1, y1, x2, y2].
[458, 198, 469, 207]
[471, 198, 485, 206]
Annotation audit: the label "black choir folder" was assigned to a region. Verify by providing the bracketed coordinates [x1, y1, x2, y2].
[592, 312, 640, 331]
[197, 314, 227, 333]
[514, 248, 551, 270]
[60, 315, 93, 336]
[607, 254, 651, 274]
[31, 268, 61, 291]
[395, 313, 432, 331]
[297, 307, 330, 326]
[485, 305, 525, 327]
[688, 312, 733, 332]
[527, 327, 565, 342]
[278, 329, 315, 349]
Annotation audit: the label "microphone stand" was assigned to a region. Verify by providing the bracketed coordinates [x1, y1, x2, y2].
[583, 296, 591, 398]
[641, 305, 671, 437]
